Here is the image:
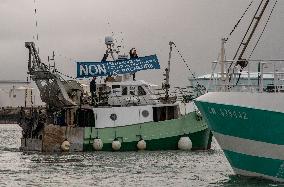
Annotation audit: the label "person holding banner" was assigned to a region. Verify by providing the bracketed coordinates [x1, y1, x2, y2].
[90, 76, 97, 105]
[129, 48, 138, 81]
[101, 52, 109, 62]
[77, 54, 160, 78]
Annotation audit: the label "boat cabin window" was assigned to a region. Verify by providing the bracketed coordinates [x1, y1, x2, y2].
[112, 85, 120, 89]
[112, 85, 121, 96]
[153, 105, 179, 122]
[54, 110, 65, 126]
[76, 108, 95, 127]
[129, 86, 136, 95]
[144, 85, 154, 95]
[122, 86, 128, 95]
[97, 84, 105, 94]
[138, 86, 146, 96]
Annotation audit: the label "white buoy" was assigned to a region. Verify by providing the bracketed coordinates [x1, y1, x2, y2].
[178, 137, 192, 150]
[112, 139, 121, 151]
[93, 138, 103, 151]
[61, 140, 70, 152]
[137, 139, 146, 150]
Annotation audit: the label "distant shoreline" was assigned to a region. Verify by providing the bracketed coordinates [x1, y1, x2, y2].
[0, 121, 18, 124]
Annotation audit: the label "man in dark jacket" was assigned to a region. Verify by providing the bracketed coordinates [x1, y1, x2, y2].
[129, 48, 138, 80]
[90, 77, 97, 105]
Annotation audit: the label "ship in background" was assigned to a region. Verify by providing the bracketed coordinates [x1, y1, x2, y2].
[195, 0, 284, 182]
[19, 37, 212, 152]
[0, 80, 42, 124]
[0, 80, 33, 107]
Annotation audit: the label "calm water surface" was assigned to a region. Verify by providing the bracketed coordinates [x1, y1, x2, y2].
[0, 124, 281, 187]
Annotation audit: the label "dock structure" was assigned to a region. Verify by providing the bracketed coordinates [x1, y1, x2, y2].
[0, 80, 39, 108]
[0, 80, 39, 124]
[0, 107, 21, 124]
[0, 80, 30, 84]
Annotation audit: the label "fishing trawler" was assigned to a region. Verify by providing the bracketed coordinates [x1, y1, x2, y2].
[195, 0, 284, 182]
[19, 37, 212, 152]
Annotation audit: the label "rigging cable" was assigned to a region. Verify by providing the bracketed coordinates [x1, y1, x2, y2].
[33, 0, 77, 80]
[33, 0, 40, 51]
[171, 43, 197, 79]
[221, 0, 255, 89]
[171, 42, 205, 94]
[235, 0, 278, 86]
[226, 0, 268, 87]
[225, 0, 254, 42]
[228, 0, 266, 72]
[55, 69, 77, 80]
[249, 0, 278, 59]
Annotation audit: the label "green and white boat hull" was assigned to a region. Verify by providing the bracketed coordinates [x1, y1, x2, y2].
[83, 111, 211, 151]
[21, 103, 212, 152]
[195, 92, 284, 182]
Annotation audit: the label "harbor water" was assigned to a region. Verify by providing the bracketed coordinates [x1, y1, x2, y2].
[0, 124, 280, 187]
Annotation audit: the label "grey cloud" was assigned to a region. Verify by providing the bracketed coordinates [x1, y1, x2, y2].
[0, 0, 283, 87]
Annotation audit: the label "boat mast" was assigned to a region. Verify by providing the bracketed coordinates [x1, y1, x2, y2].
[220, 38, 226, 83]
[233, 0, 270, 68]
[105, 36, 117, 61]
[164, 41, 174, 100]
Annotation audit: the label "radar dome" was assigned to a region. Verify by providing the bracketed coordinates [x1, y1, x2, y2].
[105, 36, 114, 45]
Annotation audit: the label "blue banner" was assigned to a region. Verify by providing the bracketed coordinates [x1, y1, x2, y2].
[77, 55, 160, 78]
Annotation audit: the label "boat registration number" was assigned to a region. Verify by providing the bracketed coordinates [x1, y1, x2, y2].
[207, 107, 248, 120]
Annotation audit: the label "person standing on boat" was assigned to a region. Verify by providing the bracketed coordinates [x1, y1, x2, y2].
[129, 48, 138, 81]
[101, 52, 109, 62]
[90, 76, 97, 105]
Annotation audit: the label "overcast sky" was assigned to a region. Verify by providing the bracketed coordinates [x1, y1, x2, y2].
[0, 0, 283, 87]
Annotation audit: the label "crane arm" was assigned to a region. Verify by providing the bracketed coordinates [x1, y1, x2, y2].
[25, 42, 81, 110]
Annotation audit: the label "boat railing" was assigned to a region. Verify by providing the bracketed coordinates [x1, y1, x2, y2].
[207, 59, 284, 93]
